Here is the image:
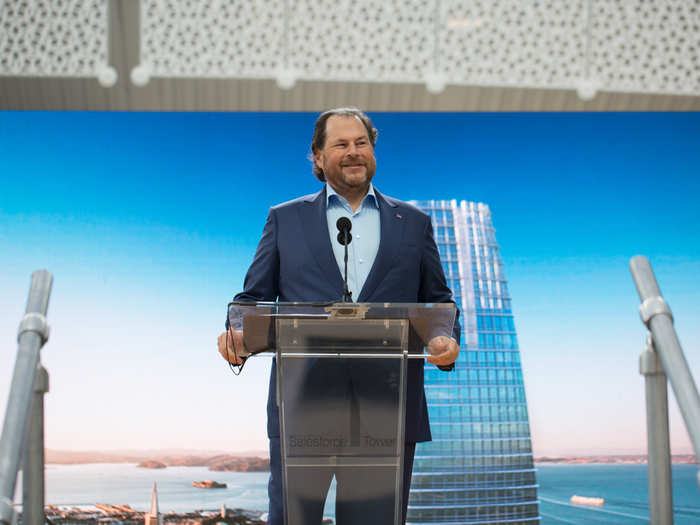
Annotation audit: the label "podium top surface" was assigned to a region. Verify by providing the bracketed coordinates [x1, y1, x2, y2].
[228, 301, 456, 319]
[227, 302, 457, 355]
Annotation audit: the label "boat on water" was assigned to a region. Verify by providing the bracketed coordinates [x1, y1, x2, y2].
[570, 495, 604, 506]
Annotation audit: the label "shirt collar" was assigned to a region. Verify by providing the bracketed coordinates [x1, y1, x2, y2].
[326, 183, 377, 211]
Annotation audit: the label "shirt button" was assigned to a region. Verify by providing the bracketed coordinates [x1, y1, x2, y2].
[359, 258, 364, 263]
[356, 234, 360, 238]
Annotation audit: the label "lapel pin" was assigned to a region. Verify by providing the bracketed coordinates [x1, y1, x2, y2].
[396, 214, 403, 219]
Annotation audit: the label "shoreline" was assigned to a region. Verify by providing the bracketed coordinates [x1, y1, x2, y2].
[43, 505, 269, 525]
[534, 454, 697, 465]
[41, 505, 338, 525]
[46, 451, 697, 467]
[46, 451, 270, 472]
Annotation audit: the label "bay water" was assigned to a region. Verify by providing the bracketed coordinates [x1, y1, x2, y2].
[16, 463, 700, 523]
[537, 463, 699, 524]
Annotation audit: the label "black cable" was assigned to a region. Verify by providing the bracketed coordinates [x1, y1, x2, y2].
[343, 230, 352, 302]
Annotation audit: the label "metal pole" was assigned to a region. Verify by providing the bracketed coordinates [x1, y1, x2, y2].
[0, 270, 53, 525]
[640, 335, 673, 525]
[22, 365, 49, 525]
[630, 256, 700, 486]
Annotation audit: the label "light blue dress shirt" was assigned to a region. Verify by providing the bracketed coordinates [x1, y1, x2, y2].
[326, 183, 380, 301]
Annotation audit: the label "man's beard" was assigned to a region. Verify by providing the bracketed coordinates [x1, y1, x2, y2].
[337, 161, 374, 186]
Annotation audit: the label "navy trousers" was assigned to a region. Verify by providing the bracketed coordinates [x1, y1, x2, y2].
[267, 437, 417, 525]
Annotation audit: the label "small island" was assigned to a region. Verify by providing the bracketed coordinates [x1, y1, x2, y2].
[192, 480, 227, 489]
[208, 455, 269, 472]
[137, 460, 166, 469]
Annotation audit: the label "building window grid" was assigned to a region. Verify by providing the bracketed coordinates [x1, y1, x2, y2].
[408, 499, 539, 513]
[411, 484, 538, 495]
[414, 438, 534, 456]
[424, 367, 524, 385]
[411, 469, 537, 489]
[407, 503, 540, 524]
[413, 456, 535, 472]
[409, 486, 538, 506]
[425, 385, 527, 402]
[426, 404, 530, 422]
[426, 352, 523, 369]
[411, 201, 539, 524]
[429, 427, 533, 444]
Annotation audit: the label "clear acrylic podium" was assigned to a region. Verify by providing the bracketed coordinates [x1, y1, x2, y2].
[227, 302, 456, 525]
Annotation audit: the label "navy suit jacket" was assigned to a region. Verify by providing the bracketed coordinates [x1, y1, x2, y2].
[234, 186, 460, 443]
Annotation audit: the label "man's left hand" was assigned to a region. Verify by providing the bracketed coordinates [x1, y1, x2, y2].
[426, 336, 459, 367]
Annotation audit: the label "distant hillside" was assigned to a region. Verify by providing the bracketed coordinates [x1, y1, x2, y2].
[46, 449, 270, 472]
[535, 454, 697, 464]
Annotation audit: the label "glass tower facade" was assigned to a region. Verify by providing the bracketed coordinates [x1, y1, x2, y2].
[407, 200, 540, 525]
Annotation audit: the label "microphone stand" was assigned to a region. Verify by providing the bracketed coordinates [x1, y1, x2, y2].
[336, 217, 353, 303]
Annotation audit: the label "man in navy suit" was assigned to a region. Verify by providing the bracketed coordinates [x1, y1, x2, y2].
[218, 108, 459, 525]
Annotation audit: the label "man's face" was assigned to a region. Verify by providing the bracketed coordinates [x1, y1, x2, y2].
[314, 115, 376, 195]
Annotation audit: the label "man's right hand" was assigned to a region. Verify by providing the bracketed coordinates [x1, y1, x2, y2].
[217, 330, 248, 365]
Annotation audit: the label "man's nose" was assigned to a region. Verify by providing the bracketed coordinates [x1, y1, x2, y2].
[346, 142, 357, 155]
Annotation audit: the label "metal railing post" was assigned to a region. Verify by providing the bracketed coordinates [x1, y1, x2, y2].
[0, 270, 53, 525]
[639, 334, 673, 525]
[22, 365, 49, 525]
[630, 256, 700, 493]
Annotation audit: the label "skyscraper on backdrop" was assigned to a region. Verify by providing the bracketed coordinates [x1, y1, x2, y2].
[408, 200, 540, 524]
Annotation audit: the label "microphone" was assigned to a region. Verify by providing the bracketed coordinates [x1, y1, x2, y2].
[336, 217, 353, 302]
[336, 217, 352, 246]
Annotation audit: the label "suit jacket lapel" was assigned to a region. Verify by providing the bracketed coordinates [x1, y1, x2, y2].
[357, 189, 404, 302]
[298, 187, 345, 294]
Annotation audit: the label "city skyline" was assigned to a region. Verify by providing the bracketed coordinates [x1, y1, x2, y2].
[1, 111, 699, 456]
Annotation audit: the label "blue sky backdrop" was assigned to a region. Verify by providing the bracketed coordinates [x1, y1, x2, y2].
[1, 111, 698, 455]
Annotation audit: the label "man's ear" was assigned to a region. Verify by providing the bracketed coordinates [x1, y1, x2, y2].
[313, 149, 323, 170]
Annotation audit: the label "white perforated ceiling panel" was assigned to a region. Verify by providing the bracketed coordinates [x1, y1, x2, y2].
[132, 0, 700, 98]
[0, 0, 698, 109]
[0, 0, 115, 85]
